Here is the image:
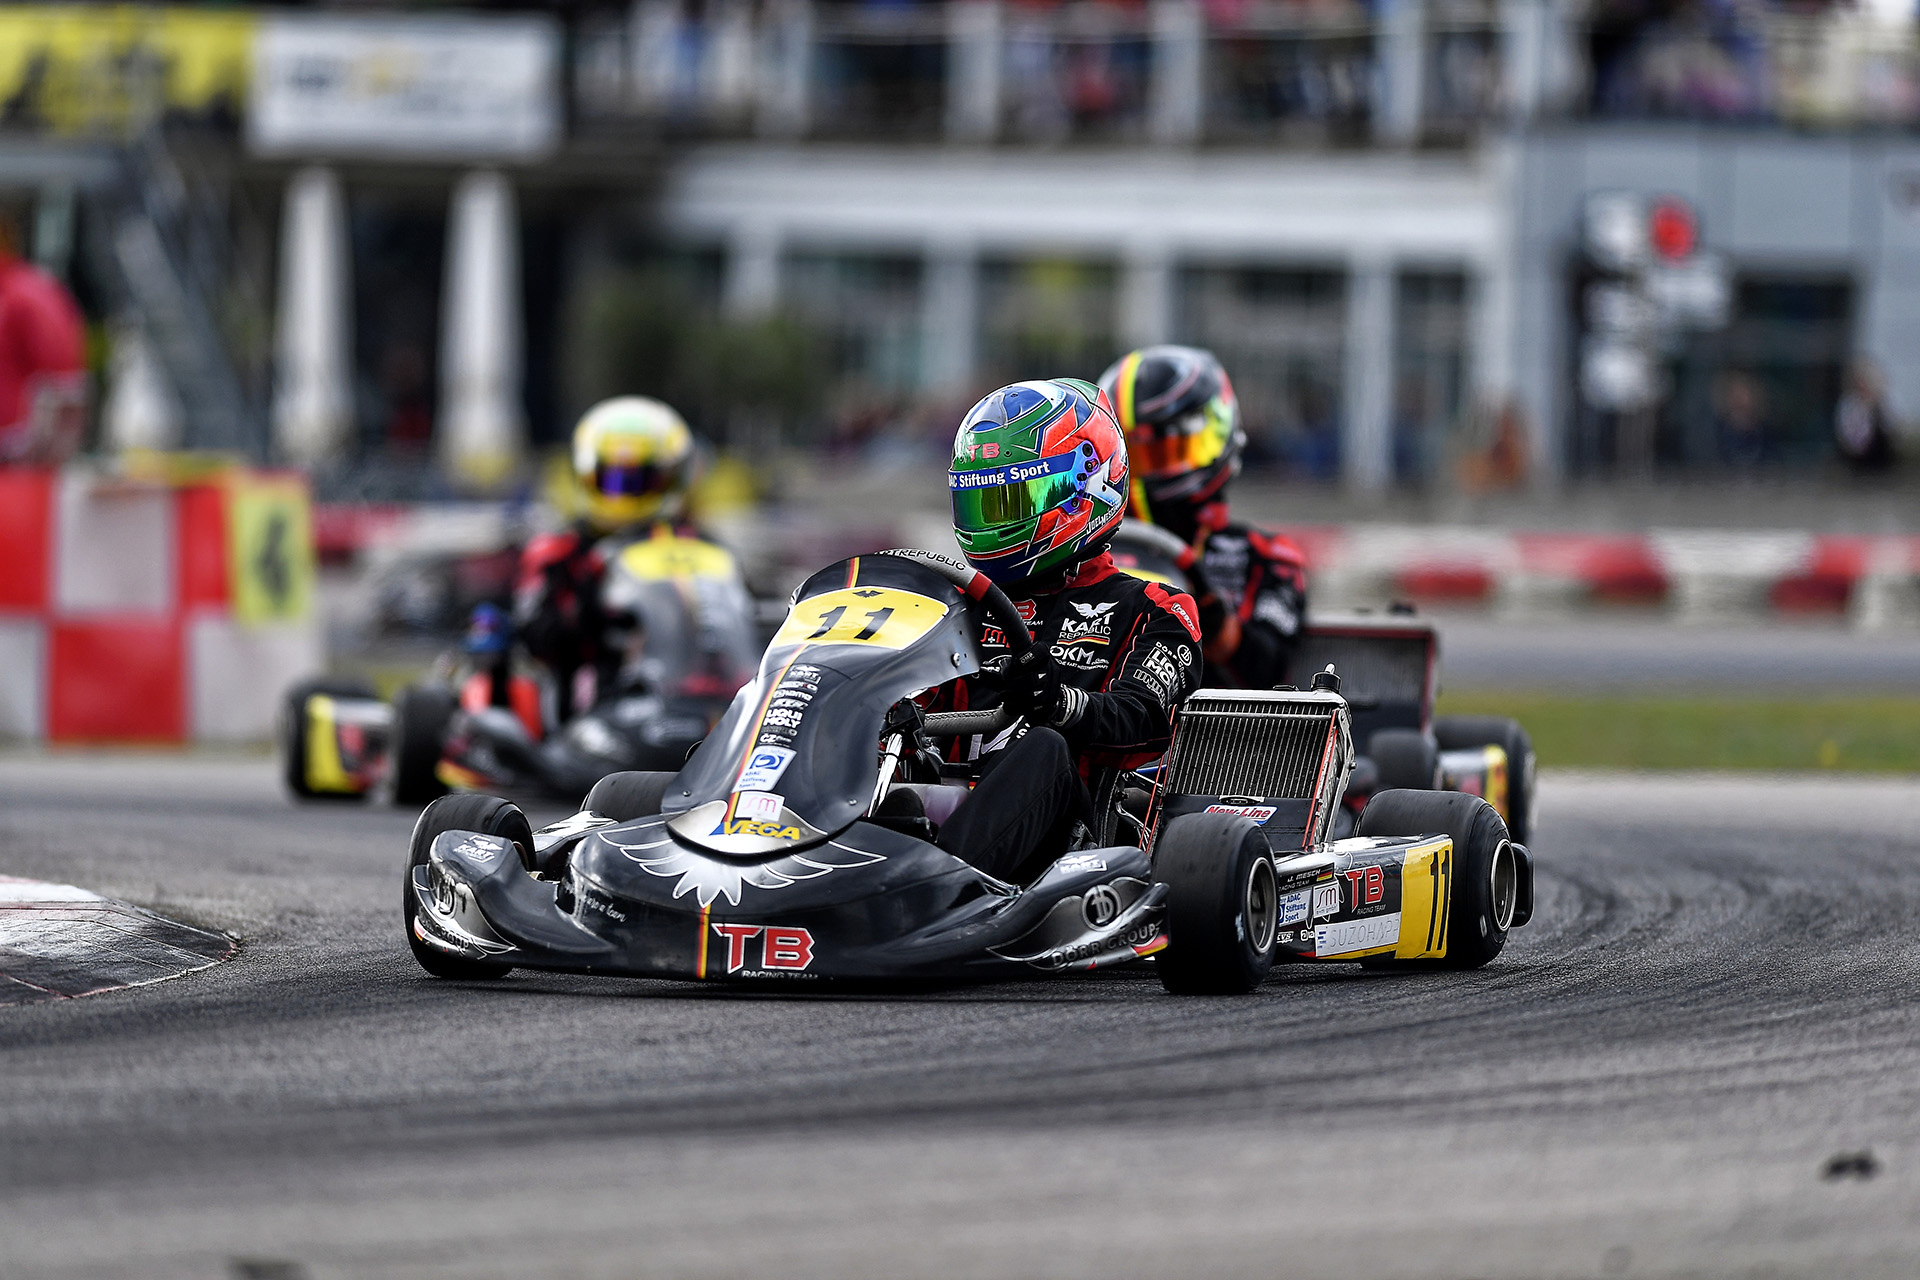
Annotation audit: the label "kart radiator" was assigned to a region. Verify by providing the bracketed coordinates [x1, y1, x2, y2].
[1157, 688, 1354, 847]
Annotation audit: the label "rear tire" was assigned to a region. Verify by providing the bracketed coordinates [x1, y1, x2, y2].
[1369, 728, 1440, 791]
[583, 770, 678, 821]
[1153, 813, 1278, 995]
[1434, 715, 1536, 845]
[403, 794, 528, 980]
[392, 684, 457, 807]
[1357, 789, 1515, 969]
[280, 677, 377, 800]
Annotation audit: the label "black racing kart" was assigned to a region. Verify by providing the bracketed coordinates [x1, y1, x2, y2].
[1110, 521, 1538, 844]
[403, 549, 1534, 992]
[284, 532, 761, 806]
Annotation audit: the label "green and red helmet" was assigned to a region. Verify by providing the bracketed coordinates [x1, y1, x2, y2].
[948, 378, 1130, 585]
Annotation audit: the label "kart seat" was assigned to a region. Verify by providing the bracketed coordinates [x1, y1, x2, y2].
[886, 782, 972, 832]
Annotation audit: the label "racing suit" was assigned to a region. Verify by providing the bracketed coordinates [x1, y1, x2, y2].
[513, 521, 712, 720]
[1189, 520, 1309, 690]
[926, 552, 1204, 884]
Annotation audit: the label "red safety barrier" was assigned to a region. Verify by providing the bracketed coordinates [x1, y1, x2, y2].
[0, 465, 320, 744]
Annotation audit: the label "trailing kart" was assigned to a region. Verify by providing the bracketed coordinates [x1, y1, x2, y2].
[403, 548, 1534, 993]
[284, 531, 761, 805]
[1110, 521, 1537, 844]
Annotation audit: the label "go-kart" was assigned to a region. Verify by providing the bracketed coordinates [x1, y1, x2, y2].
[1109, 521, 1537, 844]
[402, 548, 1534, 993]
[284, 531, 761, 806]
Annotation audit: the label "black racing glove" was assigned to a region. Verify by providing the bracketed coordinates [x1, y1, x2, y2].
[1005, 647, 1066, 726]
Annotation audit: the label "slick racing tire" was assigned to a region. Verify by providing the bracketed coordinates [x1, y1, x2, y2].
[583, 770, 677, 822]
[1153, 812, 1279, 995]
[392, 684, 457, 807]
[1357, 789, 1516, 970]
[1433, 715, 1536, 845]
[281, 677, 378, 801]
[403, 794, 529, 981]
[1369, 728, 1440, 792]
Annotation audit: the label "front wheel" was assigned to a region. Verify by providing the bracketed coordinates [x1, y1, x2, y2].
[1153, 813, 1278, 995]
[391, 684, 457, 807]
[1357, 789, 1517, 970]
[280, 677, 377, 800]
[583, 770, 678, 822]
[403, 794, 529, 980]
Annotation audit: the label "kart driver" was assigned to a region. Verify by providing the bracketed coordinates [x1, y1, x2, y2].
[923, 379, 1204, 885]
[1098, 346, 1309, 689]
[514, 396, 706, 720]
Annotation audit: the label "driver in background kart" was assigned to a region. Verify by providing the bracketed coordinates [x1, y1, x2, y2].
[1098, 346, 1309, 689]
[921, 379, 1203, 885]
[514, 396, 706, 721]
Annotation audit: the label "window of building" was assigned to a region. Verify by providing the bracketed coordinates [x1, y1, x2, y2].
[1175, 265, 1346, 481]
[977, 257, 1117, 388]
[782, 250, 925, 398]
[1570, 270, 1853, 474]
[1393, 270, 1470, 487]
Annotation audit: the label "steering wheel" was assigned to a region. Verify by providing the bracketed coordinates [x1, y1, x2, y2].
[874, 550, 1031, 739]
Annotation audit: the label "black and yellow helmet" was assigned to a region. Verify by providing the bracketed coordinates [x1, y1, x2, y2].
[571, 397, 695, 530]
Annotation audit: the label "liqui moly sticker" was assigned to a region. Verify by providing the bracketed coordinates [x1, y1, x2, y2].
[1205, 803, 1277, 823]
[734, 748, 795, 794]
[733, 791, 784, 823]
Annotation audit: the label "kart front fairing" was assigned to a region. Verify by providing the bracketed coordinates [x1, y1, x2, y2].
[660, 555, 985, 855]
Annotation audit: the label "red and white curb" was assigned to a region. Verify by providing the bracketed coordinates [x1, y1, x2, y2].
[316, 500, 1920, 628]
[0, 875, 234, 1006]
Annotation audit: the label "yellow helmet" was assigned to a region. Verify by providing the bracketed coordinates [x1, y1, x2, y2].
[571, 397, 695, 530]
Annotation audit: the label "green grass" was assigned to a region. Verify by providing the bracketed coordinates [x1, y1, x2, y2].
[1435, 691, 1920, 773]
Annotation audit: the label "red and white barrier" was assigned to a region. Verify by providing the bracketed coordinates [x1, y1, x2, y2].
[1296, 524, 1920, 624]
[0, 466, 322, 744]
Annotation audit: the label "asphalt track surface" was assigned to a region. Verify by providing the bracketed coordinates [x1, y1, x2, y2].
[2, 756, 1918, 1279]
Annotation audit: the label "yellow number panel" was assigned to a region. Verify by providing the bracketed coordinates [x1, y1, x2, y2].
[771, 587, 950, 652]
[1394, 838, 1454, 960]
[618, 535, 739, 583]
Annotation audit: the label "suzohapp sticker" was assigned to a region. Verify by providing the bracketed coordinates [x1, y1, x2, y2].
[734, 747, 795, 794]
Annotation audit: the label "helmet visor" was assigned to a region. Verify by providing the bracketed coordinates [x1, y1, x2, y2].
[596, 460, 669, 498]
[1129, 401, 1231, 478]
[949, 453, 1084, 537]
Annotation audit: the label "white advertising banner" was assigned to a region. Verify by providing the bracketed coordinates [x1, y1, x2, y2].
[248, 14, 560, 160]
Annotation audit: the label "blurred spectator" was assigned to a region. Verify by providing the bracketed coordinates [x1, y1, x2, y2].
[1458, 398, 1530, 493]
[1714, 370, 1766, 468]
[0, 217, 85, 465]
[1834, 358, 1896, 474]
